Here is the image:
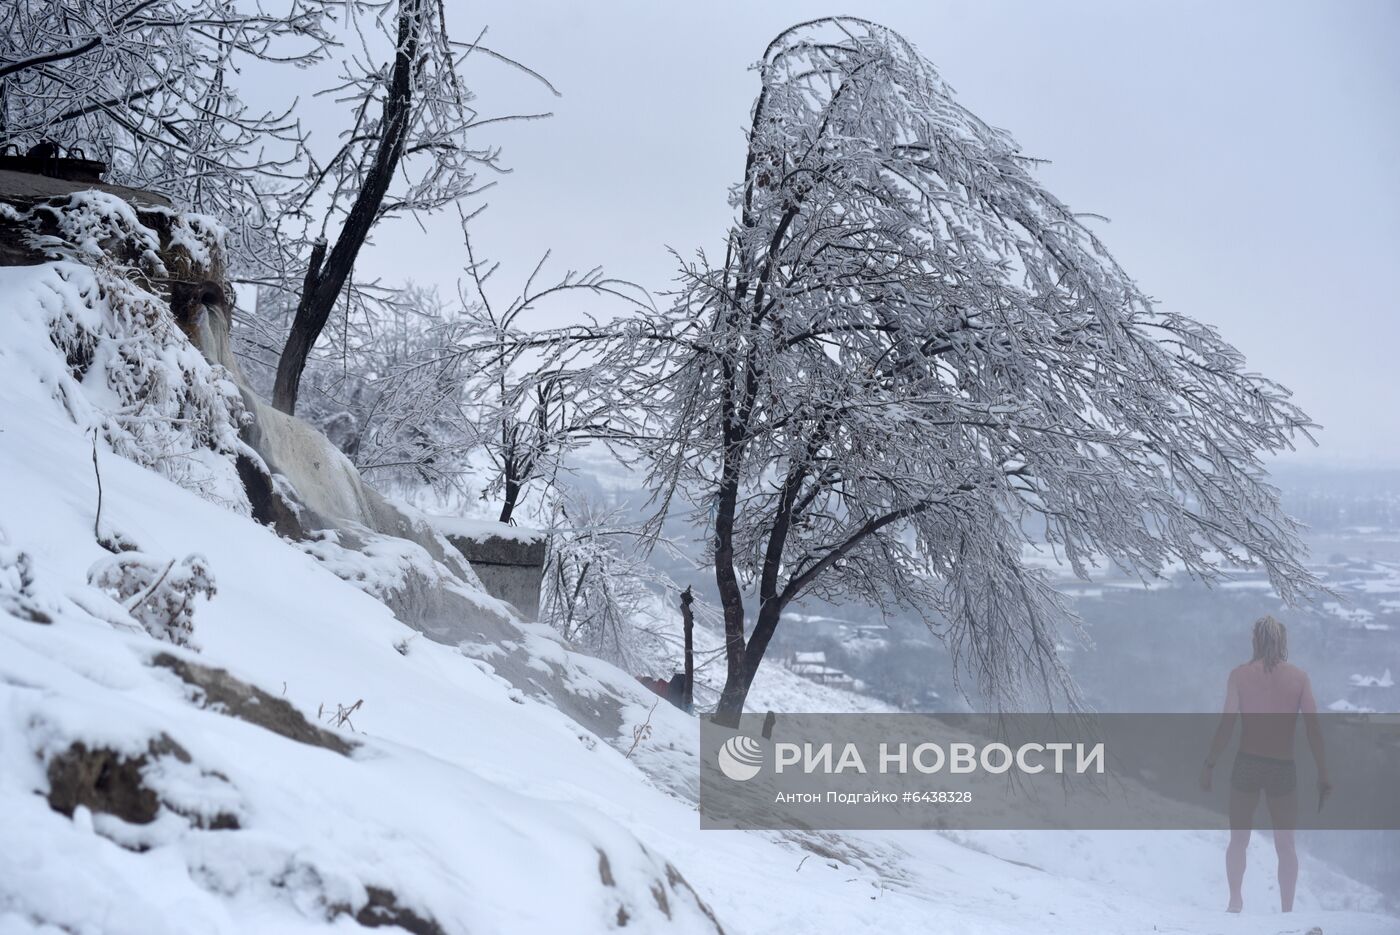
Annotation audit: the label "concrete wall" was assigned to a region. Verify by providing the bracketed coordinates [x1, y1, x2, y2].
[435, 523, 546, 622]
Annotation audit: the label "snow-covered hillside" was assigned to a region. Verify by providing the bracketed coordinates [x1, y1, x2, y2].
[2, 256, 1395, 933]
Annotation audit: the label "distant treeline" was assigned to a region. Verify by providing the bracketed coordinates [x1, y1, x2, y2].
[1275, 467, 1400, 530]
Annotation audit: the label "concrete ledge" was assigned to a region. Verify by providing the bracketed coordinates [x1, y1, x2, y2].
[429, 518, 546, 621]
[0, 167, 172, 209]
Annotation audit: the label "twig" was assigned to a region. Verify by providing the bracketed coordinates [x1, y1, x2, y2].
[625, 699, 659, 759]
[322, 698, 364, 731]
[91, 431, 103, 542]
[126, 559, 176, 614]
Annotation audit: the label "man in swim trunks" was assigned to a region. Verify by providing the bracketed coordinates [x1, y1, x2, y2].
[1199, 615, 1331, 913]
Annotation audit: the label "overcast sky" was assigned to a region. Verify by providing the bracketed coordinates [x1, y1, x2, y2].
[347, 1, 1400, 466]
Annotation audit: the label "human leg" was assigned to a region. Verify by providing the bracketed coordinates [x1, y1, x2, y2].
[1266, 791, 1299, 912]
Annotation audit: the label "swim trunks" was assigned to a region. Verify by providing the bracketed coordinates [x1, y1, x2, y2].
[1230, 751, 1297, 797]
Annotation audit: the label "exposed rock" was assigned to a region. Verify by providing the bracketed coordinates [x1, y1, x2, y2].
[597, 848, 616, 887]
[440, 526, 545, 569]
[592, 847, 724, 933]
[0, 169, 170, 267]
[169, 277, 229, 343]
[664, 862, 725, 933]
[152, 652, 356, 756]
[235, 452, 309, 540]
[352, 886, 447, 935]
[45, 735, 187, 825]
[0, 183, 214, 294]
[0, 209, 42, 267]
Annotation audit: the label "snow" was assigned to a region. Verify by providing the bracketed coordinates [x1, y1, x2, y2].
[1, 256, 1396, 933]
[1350, 669, 1395, 689]
[27, 189, 163, 267]
[1218, 579, 1276, 591]
[160, 208, 225, 271]
[0, 265, 722, 934]
[1324, 601, 1376, 623]
[292, 526, 497, 622]
[0, 256, 250, 515]
[426, 515, 544, 544]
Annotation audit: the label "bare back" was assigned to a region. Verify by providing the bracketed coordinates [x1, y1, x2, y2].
[1222, 660, 1317, 760]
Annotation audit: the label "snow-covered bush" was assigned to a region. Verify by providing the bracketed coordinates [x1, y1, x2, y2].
[5, 192, 252, 512]
[88, 552, 216, 647]
[0, 527, 51, 624]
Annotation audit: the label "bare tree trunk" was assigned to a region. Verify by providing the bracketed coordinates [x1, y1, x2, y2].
[741, 599, 784, 691]
[713, 661, 748, 727]
[712, 429, 750, 727]
[498, 475, 521, 524]
[272, 238, 326, 412]
[714, 599, 784, 726]
[272, 0, 425, 415]
[680, 586, 695, 713]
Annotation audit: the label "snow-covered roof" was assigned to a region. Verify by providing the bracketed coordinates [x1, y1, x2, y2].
[790, 663, 844, 677]
[1349, 669, 1395, 689]
[1328, 698, 1377, 713]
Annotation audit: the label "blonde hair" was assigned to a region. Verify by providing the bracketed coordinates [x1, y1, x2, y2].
[1251, 615, 1288, 672]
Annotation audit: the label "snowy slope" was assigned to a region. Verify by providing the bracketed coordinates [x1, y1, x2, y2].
[1, 259, 1396, 934]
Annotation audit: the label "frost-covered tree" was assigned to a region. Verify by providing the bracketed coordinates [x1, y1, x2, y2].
[331, 285, 475, 488]
[594, 18, 1319, 724]
[269, 0, 553, 415]
[236, 229, 645, 507]
[0, 0, 332, 259]
[238, 282, 478, 494]
[541, 492, 714, 677]
[1, 0, 551, 422]
[457, 227, 651, 524]
[541, 494, 656, 667]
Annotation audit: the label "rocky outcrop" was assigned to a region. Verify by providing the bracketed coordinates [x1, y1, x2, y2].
[152, 652, 357, 756]
[45, 733, 241, 832]
[0, 170, 515, 645]
[45, 739, 173, 825]
[1, 169, 736, 935]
